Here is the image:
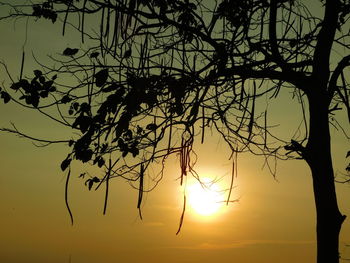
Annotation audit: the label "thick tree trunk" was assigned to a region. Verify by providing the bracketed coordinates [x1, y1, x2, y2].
[306, 93, 346, 263]
[305, 1, 345, 262]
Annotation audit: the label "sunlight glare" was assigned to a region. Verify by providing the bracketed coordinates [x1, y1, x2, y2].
[187, 177, 224, 216]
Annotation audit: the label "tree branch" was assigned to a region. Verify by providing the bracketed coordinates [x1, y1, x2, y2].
[312, 0, 340, 85]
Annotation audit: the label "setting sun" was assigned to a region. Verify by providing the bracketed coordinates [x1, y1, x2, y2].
[187, 177, 224, 216]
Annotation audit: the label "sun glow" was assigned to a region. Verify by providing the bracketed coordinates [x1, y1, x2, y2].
[187, 177, 225, 217]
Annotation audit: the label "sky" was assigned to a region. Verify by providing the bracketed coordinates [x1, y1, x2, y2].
[0, 2, 350, 263]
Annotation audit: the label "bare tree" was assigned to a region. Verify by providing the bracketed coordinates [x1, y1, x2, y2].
[1, 0, 350, 262]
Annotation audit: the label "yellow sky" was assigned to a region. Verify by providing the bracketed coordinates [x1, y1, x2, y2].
[1, 3, 350, 263]
[1, 111, 349, 263]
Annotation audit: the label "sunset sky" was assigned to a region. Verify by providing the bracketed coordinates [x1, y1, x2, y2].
[1, 2, 350, 263]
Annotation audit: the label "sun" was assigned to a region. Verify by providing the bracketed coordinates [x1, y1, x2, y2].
[187, 177, 224, 217]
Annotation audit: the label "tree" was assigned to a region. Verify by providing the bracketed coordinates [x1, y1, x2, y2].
[0, 0, 349, 262]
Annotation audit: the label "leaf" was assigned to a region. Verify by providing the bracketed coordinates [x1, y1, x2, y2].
[60, 157, 71, 171]
[76, 148, 93, 163]
[94, 68, 109, 87]
[123, 129, 133, 140]
[39, 76, 46, 84]
[130, 146, 139, 157]
[144, 90, 158, 107]
[78, 118, 91, 132]
[49, 86, 56, 92]
[101, 143, 108, 152]
[189, 102, 199, 119]
[347, 151, 350, 158]
[90, 52, 99, 58]
[92, 176, 100, 182]
[86, 177, 100, 190]
[79, 102, 90, 114]
[40, 90, 49, 98]
[49, 11, 57, 23]
[97, 158, 105, 168]
[63, 48, 79, 56]
[136, 125, 143, 134]
[188, 3, 197, 10]
[61, 95, 72, 104]
[174, 102, 183, 116]
[1, 91, 11, 104]
[25, 96, 32, 105]
[102, 83, 123, 93]
[32, 5, 42, 17]
[72, 115, 91, 133]
[114, 113, 131, 140]
[18, 79, 31, 91]
[72, 102, 79, 111]
[10, 82, 21, 91]
[30, 79, 41, 90]
[123, 49, 132, 58]
[88, 180, 94, 190]
[93, 156, 101, 165]
[146, 123, 157, 130]
[34, 70, 43, 77]
[29, 93, 40, 107]
[43, 80, 54, 89]
[289, 39, 297, 48]
[10, 79, 32, 93]
[118, 138, 126, 149]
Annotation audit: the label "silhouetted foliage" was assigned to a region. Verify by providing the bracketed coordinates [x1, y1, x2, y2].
[1, 1, 350, 262]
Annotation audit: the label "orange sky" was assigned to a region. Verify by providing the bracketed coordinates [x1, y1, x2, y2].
[1, 2, 350, 263]
[1, 106, 349, 262]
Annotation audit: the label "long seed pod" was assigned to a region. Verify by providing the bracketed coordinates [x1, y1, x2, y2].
[176, 195, 186, 235]
[239, 79, 246, 110]
[105, 2, 111, 38]
[264, 110, 267, 148]
[81, 0, 88, 43]
[137, 163, 144, 220]
[19, 51, 25, 80]
[248, 81, 256, 140]
[65, 167, 74, 225]
[103, 158, 112, 215]
[341, 71, 350, 122]
[180, 138, 185, 185]
[62, 1, 71, 36]
[100, 7, 105, 56]
[167, 114, 173, 154]
[227, 159, 234, 205]
[113, 9, 120, 56]
[201, 106, 205, 144]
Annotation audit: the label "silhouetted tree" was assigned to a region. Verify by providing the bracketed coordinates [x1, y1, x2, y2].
[1, 1, 350, 262]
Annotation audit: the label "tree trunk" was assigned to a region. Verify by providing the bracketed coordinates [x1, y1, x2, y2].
[306, 92, 346, 263]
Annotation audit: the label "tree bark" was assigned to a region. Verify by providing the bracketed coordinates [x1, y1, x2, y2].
[306, 92, 346, 263]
